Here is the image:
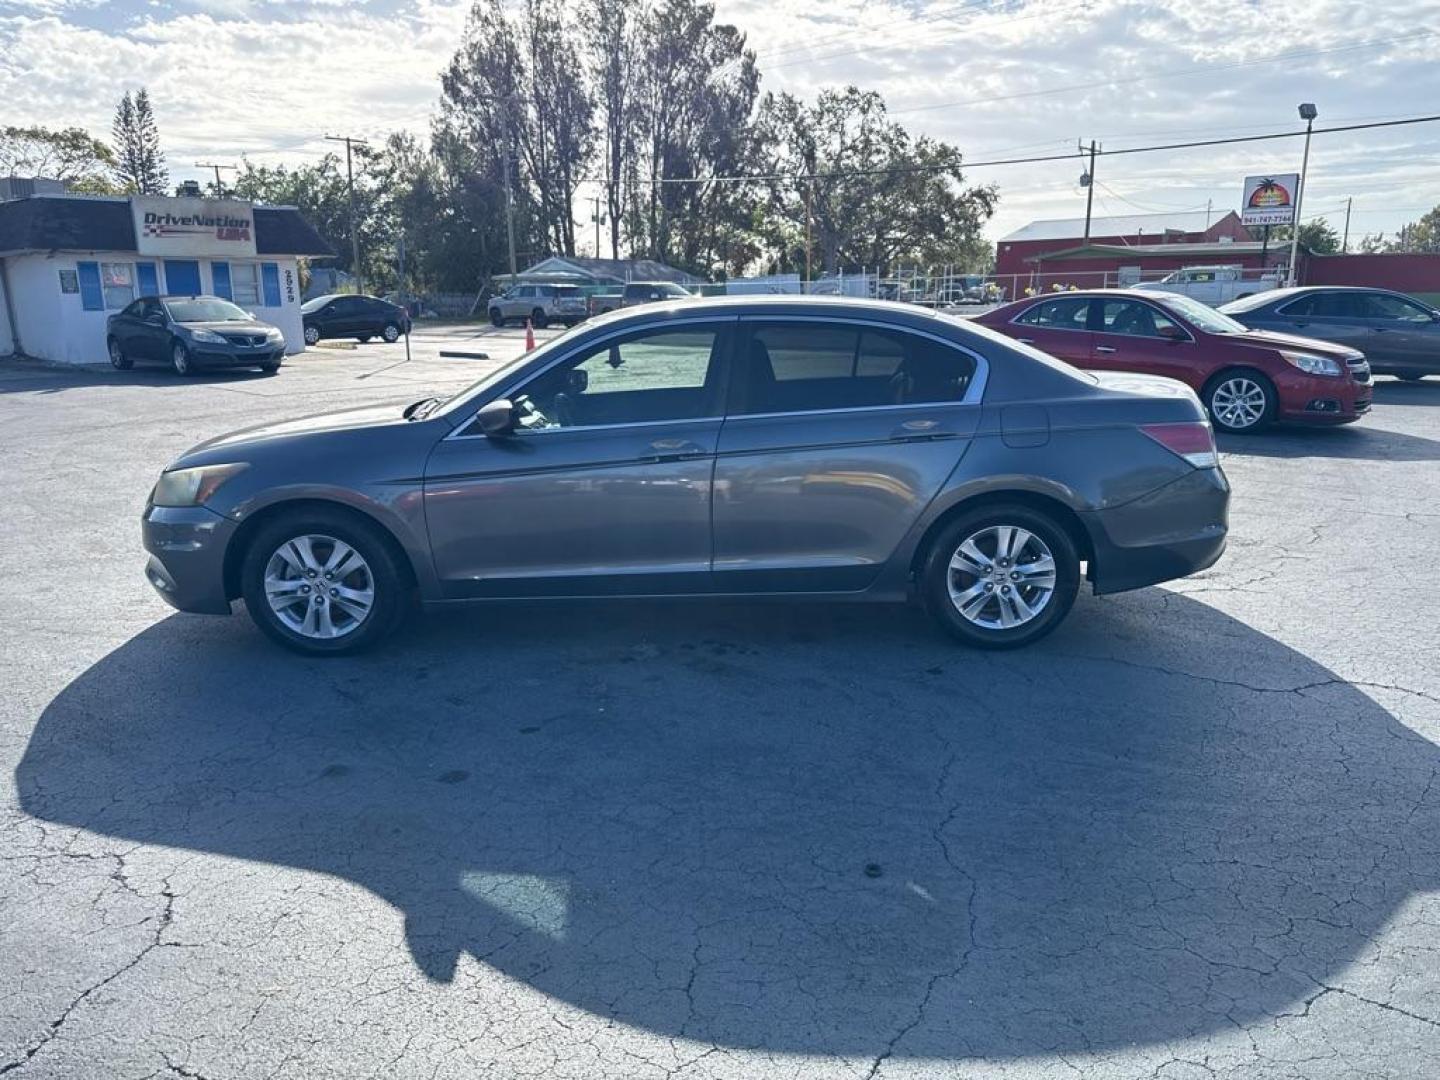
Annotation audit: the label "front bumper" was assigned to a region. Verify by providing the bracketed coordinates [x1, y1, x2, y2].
[1082, 467, 1230, 595]
[142, 504, 237, 614]
[1275, 369, 1370, 424]
[190, 342, 285, 368]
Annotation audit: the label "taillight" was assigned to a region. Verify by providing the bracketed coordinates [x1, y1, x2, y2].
[1141, 422, 1218, 469]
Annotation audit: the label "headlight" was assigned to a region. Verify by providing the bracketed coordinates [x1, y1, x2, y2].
[151, 463, 248, 507]
[266, 328, 284, 341]
[191, 329, 227, 344]
[1280, 350, 1343, 377]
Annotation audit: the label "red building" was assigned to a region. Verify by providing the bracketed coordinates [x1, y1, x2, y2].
[996, 210, 1251, 283]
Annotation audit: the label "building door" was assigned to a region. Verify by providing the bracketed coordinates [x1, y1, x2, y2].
[163, 260, 202, 296]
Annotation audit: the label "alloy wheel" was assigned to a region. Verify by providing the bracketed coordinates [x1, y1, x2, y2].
[172, 343, 190, 375]
[304, 326, 320, 345]
[262, 534, 375, 640]
[1210, 377, 1267, 430]
[946, 525, 1058, 630]
[109, 340, 125, 368]
[382, 324, 401, 342]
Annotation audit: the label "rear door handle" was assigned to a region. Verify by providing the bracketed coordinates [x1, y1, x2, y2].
[890, 418, 958, 443]
[1095, 345, 1118, 354]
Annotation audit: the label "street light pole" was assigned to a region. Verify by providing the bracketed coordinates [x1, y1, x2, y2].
[1287, 104, 1317, 287]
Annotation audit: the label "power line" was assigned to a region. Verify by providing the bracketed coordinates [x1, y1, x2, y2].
[889, 30, 1439, 114]
[618, 113, 1440, 186]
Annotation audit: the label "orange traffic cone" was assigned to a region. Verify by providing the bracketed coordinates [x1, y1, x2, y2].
[524, 318, 536, 352]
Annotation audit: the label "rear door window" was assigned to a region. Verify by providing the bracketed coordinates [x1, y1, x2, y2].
[736, 322, 974, 414]
[1014, 297, 1090, 330]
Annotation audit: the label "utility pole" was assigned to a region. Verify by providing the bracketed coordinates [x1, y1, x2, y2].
[1287, 104, 1318, 287]
[193, 162, 236, 197]
[804, 177, 813, 286]
[1342, 196, 1353, 252]
[325, 134, 369, 294]
[1079, 140, 1098, 243]
[589, 195, 603, 258]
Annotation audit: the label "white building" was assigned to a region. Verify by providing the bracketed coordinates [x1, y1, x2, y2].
[0, 193, 332, 364]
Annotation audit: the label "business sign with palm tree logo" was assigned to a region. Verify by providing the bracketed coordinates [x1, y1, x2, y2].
[1241, 174, 1300, 227]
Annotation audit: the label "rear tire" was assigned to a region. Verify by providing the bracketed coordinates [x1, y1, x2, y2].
[107, 337, 133, 370]
[357, 335, 372, 343]
[240, 508, 409, 656]
[921, 504, 1081, 649]
[1203, 368, 1276, 433]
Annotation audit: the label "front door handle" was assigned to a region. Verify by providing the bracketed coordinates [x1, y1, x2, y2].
[890, 418, 957, 443]
[645, 438, 708, 463]
[1095, 345, 1118, 354]
[1371, 327, 1389, 333]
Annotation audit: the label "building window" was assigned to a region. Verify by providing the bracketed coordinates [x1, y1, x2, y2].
[76, 262, 104, 310]
[100, 262, 134, 310]
[261, 263, 281, 306]
[231, 263, 261, 307]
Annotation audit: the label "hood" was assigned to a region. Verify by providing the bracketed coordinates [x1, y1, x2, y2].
[172, 401, 413, 466]
[178, 319, 277, 334]
[1223, 328, 1363, 360]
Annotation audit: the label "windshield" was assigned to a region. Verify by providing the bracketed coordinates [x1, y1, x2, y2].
[301, 295, 335, 314]
[1158, 293, 1249, 334]
[165, 298, 252, 323]
[1219, 290, 1291, 314]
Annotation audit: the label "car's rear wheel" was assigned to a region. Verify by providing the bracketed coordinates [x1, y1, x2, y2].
[1204, 369, 1275, 433]
[531, 308, 548, 329]
[171, 341, 195, 377]
[922, 505, 1081, 649]
[382, 322, 401, 343]
[303, 325, 321, 346]
[240, 509, 408, 655]
[357, 335, 372, 343]
[107, 336, 133, 370]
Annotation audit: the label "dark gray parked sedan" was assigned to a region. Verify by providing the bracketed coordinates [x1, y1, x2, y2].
[108, 295, 286, 376]
[1220, 286, 1440, 380]
[142, 296, 1229, 654]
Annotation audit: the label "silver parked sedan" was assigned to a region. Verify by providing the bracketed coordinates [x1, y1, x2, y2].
[142, 296, 1230, 654]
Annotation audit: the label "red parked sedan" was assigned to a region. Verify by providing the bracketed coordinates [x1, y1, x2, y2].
[975, 290, 1371, 432]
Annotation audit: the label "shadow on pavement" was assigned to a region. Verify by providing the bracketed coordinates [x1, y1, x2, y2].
[1221, 422, 1440, 461]
[1372, 378, 1440, 405]
[0, 360, 279, 395]
[15, 591, 1439, 1059]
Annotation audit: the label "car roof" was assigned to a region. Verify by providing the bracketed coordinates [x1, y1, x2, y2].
[578, 292, 962, 328]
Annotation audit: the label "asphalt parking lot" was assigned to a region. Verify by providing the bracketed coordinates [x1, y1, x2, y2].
[2, 323, 1438, 1079]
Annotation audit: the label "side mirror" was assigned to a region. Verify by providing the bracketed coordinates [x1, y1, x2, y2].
[1158, 324, 1186, 341]
[476, 398, 517, 437]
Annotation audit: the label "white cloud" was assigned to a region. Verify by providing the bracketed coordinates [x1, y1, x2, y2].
[1, 0, 1437, 245]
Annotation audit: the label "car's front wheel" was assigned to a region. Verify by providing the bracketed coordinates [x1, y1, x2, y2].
[531, 308, 548, 329]
[489, 308, 504, 327]
[382, 322, 401, 343]
[303, 325, 321, 346]
[171, 341, 195, 376]
[240, 509, 408, 655]
[1204, 369, 1275, 433]
[107, 336, 133, 370]
[922, 504, 1081, 649]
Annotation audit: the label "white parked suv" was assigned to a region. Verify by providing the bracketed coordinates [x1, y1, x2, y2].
[1131, 265, 1280, 307]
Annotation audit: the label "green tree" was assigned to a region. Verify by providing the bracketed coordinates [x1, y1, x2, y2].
[585, 0, 642, 259]
[0, 126, 118, 191]
[1390, 206, 1440, 253]
[112, 89, 169, 195]
[755, 86, 996, 276]
[1268, 218, 1341, 255]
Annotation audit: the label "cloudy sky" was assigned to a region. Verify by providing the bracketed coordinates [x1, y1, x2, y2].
[2, 0, 1437, 250]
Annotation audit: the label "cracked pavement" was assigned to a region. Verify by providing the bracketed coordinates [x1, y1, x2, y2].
[1, 331, 1438, 1078]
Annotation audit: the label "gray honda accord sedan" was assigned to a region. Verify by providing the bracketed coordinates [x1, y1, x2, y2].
[142, 296, 1229, 654]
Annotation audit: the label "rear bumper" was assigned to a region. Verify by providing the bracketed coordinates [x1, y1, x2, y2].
[142, 504, 236, 614]
[1082, 467, 1230, 595]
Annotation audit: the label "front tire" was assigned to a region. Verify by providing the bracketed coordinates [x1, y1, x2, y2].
[171, 341, 195, 377]
[1204, 369, 1276, 433]
[240, 508, 408, 656]
[108, 337, 133, 370]
[1396, 373, 1427, 382]
[303, 325, 321, 346]
[490, 308, 504, 327]
[381, 322, 401, 343]
[531, 308, 548, 329]
[921, 505, 1081, 649]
